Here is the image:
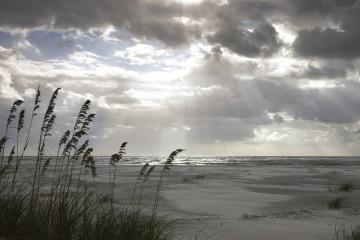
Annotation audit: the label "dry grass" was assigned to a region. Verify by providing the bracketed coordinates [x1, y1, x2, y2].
[338, 183, 354, 193]
[0, 87, 183, 240]
[333, 224, 360, 240]
[327, 196, 343, 209]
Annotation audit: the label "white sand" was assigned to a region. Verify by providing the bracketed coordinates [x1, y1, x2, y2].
[37, 163, 360, 240]
[140, 164, 360, 240]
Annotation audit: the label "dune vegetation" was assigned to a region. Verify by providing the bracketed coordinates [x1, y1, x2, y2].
[0, 87, 183, 240]
[333, 224, 360, 240]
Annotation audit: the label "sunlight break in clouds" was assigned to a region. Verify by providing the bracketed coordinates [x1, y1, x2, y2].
[174, 0, 204, 5]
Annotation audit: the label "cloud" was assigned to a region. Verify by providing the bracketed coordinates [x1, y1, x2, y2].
[292, 0, 357, 16]
[0, 67, 22, 100]
[114, 43, 168, 65]
[334, 0, 358, 7]
[68, 51, 104, 64]
[0, 47, 23, 100]
[272, 113, 285, 123]
[205, 0, 284, 58]
[208, 22, 282, 57]
[0, 0, 136, 29]
[184, 57, 360, 124]
[294, 26, 360, 59]
[291, 0, 334, 16]
[98, 93, 139, 110]
[0, 0, 202, 46]
[14, 39, 41, 55]
[127, 19, 199, 46]
[293, 1, 360, 59]
[256, 80, 360, 124]
[298, 62, 350, 79]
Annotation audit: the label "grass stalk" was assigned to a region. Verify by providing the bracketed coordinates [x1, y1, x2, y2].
[0, 87, 179, 240]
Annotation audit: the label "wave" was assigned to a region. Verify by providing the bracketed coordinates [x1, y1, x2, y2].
[19, 156, 360, 167]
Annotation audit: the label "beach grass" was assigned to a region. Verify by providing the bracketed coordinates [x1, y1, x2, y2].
[338, 182, 354, 193]
[0, 87, 182, 240]
[327, 196, 343, 209]
[333, 224, 360, 240]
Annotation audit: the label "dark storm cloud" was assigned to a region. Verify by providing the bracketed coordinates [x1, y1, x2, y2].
[292, 0, 357, 15]
[293, 0, 360, 59]
[334, 0, 358, 7]
[220, 0, 282, 21]
[0, 0, 199, 46]
[0, 0, 137, 29]
[127, 19, 199, 47]
[294, 26, 360, 59]
[292, 0, 334, 16]
[208, 22, 282, 57]
[299, 63, 350, 79]
[205, 0, 284, 57]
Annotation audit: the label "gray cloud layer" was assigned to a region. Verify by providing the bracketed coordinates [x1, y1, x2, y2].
[0, 0, 200, 46]
[1, 0, 360, 58]
[293, 0, 360, 58]
[208, 22, 282, 57]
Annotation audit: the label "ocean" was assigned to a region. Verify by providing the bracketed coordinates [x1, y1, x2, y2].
[19, 156, 360, 167]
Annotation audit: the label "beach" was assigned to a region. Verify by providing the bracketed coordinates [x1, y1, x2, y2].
[75, 158, 360, 240]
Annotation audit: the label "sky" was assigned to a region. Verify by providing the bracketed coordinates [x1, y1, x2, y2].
[1, 0, 360, 156]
